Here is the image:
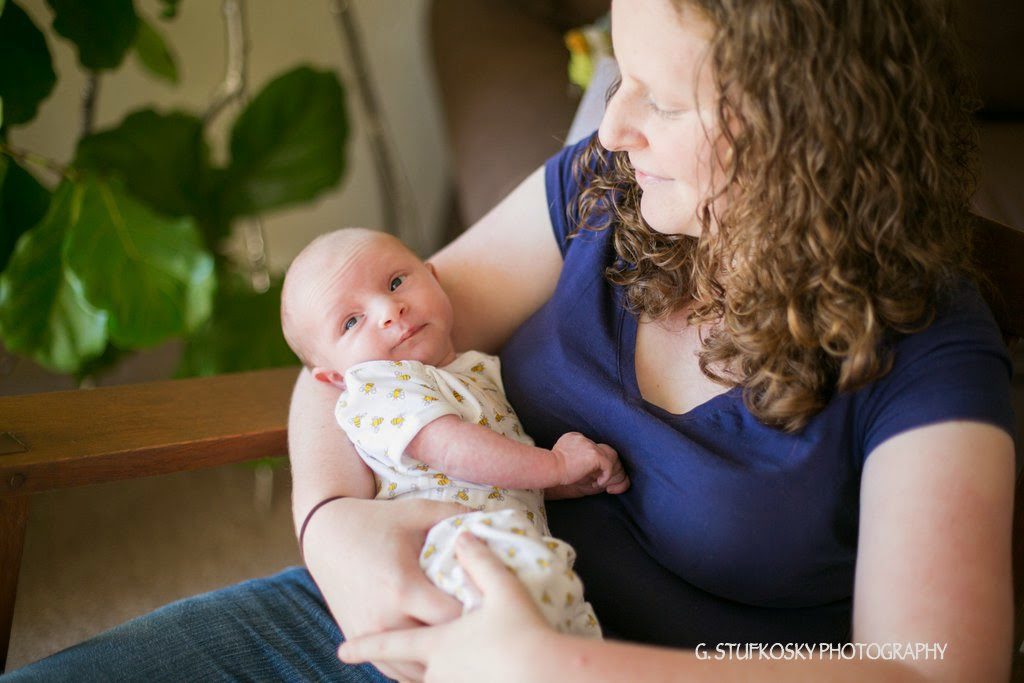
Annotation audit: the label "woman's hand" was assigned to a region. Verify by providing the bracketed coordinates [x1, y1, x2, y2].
[337, 532, 558, 683]
[303, 497, 468, 681]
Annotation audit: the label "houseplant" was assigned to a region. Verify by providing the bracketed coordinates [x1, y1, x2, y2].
[0, 0, 350, 381]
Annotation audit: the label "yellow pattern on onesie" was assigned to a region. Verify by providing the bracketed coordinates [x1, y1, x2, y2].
[335, 350, 601, 638]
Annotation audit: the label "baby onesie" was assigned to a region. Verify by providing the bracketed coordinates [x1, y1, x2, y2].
[336, 350, 600, 637]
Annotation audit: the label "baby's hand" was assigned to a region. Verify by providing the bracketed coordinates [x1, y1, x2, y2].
[547, 432, 630, 499]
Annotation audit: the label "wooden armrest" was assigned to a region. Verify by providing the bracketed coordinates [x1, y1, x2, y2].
[0, 367, 298, 497]
[972, 214, 1024, 343]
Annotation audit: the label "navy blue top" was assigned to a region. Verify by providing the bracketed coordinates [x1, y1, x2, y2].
[498, 135, 1016, 647]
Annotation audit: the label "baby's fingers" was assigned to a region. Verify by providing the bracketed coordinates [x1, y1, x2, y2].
[602, 449, 630, 494]
[605, 470, 631, 494]
[595, 443, 620, 486]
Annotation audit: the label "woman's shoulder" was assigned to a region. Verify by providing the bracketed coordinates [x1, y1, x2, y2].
[853, 277, 1016, 463]
[544, 133, 609, 250]
[889, 278, 1007, 358]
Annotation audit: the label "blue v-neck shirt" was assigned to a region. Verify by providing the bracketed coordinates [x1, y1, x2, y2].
[498, 135, 1016, 647]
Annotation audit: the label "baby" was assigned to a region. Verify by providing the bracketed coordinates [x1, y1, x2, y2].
[281, 227, 629, 638]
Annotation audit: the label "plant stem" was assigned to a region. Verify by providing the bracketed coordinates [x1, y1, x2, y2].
[204, 0, 270, 292]
[242, 218, 271, 292]
[329, 0, 424, 253]
[0, 142, 70, 179]
[205, 0, 248, 125]
[81, 72, 100, 136]
[0, 348, 18, 380]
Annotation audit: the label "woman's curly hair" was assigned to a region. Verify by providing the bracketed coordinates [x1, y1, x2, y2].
[573, 0, 979, 432]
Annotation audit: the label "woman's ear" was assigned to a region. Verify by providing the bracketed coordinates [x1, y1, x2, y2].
[312, 367, 346, 389]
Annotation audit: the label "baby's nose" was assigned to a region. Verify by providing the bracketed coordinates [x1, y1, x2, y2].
[379, 301, 406, 328]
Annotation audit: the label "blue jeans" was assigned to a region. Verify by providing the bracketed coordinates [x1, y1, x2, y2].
[2, 567, 393, 682]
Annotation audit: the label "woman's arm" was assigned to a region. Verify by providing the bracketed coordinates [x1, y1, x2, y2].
[338, 534, 919, 681]
[337, 420, 1015, 682]
[851, 420, 1015, 681]
[288, 368, 374, 519]
[429, 165, 563, 353]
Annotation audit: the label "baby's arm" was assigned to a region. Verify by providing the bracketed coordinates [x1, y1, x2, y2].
[406, 416, 627, 493]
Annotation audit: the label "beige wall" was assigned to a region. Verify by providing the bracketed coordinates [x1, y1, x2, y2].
[11, 0, 451, 271]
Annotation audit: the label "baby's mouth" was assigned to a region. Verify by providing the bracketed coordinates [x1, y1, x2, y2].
[395, 324, 425, 346]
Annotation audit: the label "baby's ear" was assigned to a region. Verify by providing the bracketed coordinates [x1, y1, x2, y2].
[312, 367, 346, 390]
[425, 261, 439, 280]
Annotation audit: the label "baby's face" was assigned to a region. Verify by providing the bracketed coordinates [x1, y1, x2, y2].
[303, 235, 457, 377]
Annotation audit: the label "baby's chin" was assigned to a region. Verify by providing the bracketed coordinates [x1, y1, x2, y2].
[400, 348, 455, 367]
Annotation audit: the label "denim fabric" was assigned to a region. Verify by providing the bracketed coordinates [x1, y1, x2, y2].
[3, 567, 393, 683]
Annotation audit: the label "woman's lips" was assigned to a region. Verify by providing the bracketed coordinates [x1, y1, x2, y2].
[634, 168, 671, 185]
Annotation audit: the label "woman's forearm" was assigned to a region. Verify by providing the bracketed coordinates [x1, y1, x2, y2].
[288, 367, 374, 533]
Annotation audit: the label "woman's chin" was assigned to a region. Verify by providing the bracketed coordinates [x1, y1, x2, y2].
[641, 213, 701, 239]
[639, 198, 701, 238]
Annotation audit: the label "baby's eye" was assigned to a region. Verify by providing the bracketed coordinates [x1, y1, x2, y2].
[389, 275, 405, 291]
[343, 316, 359, 332]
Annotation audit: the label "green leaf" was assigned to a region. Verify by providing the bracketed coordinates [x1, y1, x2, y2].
[219, 66, 348, 219]
[0, 155, 51, 271]
[133, 17, 178, 84]
[0, 1, 6, 17]
[0, 182, 108, 373]
[177, 274, 298, 377]
[73, 341, 129, 382]
[63, 176, 215, 347]
[0, 1, 57, 125]
[242, 456, 288, 471]
[194, 166, 233, 250]
[75, 109, 210, 218]
[46, 0, 138, 71]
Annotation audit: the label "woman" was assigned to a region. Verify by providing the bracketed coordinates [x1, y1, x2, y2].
[4, 0, 1013, 681]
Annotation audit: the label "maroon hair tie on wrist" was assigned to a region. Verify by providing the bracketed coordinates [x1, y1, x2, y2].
[299, 495, 346, 561]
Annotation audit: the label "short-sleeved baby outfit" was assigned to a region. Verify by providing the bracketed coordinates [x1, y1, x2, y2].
[336, 350, 601, 637]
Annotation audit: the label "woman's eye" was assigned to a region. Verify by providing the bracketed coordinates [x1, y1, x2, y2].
[389, 275, 405, 291]
[646, 97, 681, 118]
[343, 316, 359, 332]
[605, 76, 622, 103]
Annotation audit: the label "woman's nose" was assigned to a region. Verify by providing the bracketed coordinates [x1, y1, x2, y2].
[598, 87, 645, 152]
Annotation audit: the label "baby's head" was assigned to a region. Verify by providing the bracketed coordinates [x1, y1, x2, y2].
[282, 228, 456, 387]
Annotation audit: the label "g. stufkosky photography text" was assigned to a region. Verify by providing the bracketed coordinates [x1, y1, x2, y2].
[695, 642, 948, 662]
